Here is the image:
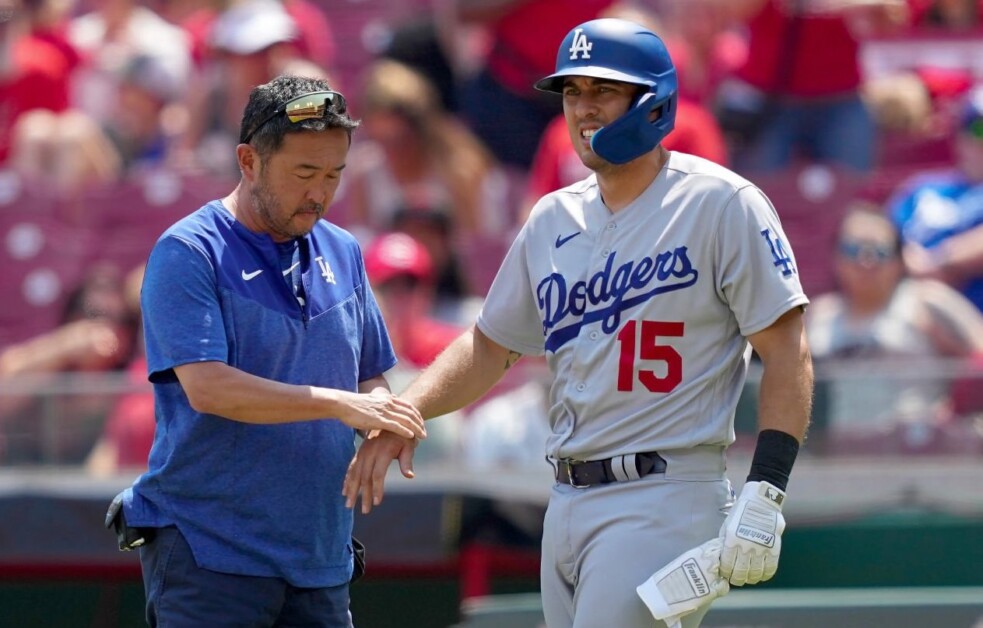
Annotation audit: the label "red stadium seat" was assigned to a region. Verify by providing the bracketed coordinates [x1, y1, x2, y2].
[0, 211, 95, 348]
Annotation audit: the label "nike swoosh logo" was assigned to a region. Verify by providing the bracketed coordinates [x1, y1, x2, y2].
[555, 232, 581, 248]
[241, 269, 264, 281]
[282, 262, 300, 276]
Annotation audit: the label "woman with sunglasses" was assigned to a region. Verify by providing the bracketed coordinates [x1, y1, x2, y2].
[805, 205, 983, 443]
[108, 74, 427, 627]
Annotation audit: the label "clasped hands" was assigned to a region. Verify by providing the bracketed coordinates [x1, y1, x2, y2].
[343, 429, 418, 514]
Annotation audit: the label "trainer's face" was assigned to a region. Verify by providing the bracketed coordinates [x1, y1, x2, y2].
[245, 129, 349, 242]
[562, 76, 635, 170]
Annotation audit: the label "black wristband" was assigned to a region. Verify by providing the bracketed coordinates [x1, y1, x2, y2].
[747, 429, 799, 491]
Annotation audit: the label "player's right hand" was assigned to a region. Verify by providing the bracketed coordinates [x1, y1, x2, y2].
[335, 390, 426, 441]
[343, 430, 417, 514]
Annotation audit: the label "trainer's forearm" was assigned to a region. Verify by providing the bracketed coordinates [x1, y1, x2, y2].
[174, 361, 363, 424]
[402, 325, 516, 420]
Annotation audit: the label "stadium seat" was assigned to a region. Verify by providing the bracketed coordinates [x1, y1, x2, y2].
[0, 211, 95, 348]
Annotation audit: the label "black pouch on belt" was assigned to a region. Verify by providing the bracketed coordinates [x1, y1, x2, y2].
[350, 536, 366, 583]
[104, 492, 155, 551]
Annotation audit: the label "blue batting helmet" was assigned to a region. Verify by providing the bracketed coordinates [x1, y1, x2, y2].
[534, 18, 677, 164]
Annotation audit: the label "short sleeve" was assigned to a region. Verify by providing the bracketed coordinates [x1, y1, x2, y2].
[142, 236, 229, 383]
[356, 260, 398, 381]
[476, 229, 546, 355]
[716, 186, 809, 336]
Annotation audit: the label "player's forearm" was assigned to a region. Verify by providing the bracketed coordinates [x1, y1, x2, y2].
[174, 361, 361, 424]
[756, 328, 813, 443]
[401, 325, 514, 420]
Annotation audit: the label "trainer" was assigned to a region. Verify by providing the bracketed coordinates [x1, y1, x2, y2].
[109, 75, 426, 627]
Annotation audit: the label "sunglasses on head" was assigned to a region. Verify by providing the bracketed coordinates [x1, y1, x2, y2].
[242, 90, 348, 144]
[838, 240, 896, 265]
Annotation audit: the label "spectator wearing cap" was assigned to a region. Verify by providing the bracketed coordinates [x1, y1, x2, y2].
[364, 232, 462, 370]
[175, 0, 334, 176]
[887, 86, 983, 312]
[100, 53, 187, 173]
[390, 206, 486, 327]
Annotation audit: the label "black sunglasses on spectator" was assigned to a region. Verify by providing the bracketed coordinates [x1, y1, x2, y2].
[243, 91, 348, 144]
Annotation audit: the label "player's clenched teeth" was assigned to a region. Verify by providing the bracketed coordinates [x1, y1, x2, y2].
[582, 128, 599, 139]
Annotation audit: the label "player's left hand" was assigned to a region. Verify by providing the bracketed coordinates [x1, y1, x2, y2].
[718, 481, 786, 586]
[636, 537, 730, 628]
[343, 430, 417, 514]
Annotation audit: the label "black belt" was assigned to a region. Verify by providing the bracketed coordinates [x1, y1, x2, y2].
[554, 451, 667, 488]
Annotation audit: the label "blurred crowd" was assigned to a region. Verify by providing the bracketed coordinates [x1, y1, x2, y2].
[2, 0, 983, 472]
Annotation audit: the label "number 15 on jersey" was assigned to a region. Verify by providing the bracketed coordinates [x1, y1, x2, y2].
[616, 320, 684, 393]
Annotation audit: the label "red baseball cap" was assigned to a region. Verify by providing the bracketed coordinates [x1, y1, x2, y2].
[364, 233, 433, 285]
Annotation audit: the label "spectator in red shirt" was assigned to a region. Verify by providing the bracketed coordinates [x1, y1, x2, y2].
[364, 232, 463, 370]
[714, 0, 909, 173]
[454, 0, 615, 168]
[0, 0, 80, 163]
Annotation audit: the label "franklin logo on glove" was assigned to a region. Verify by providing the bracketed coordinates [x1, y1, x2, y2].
[637, 538, 730, 628]
[719, 480, 787, 586]
[682, 560, 709, 596]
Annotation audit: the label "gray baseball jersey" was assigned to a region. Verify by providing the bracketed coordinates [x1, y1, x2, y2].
[477, 151, 808, 461]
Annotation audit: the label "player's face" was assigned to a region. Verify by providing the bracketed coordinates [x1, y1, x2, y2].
[248, 129, 349, 242]
[561, 76, 636, 170]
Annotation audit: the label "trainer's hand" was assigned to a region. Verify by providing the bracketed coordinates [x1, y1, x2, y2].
[718, 481, 786, 586]
[334, 390, 426, 441]
[343, 430, 417, 514]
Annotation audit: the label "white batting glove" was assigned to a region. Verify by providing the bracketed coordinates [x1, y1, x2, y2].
[636, 538, 730, 628]
[718, 480, 786, 586]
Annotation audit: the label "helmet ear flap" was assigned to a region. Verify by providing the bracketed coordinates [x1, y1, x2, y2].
[590, 92, 676, 164]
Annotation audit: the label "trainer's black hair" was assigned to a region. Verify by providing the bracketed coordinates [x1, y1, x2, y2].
[239, 75, 359, 157]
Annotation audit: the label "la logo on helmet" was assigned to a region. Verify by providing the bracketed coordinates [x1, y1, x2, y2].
[568, 28, 592, 60]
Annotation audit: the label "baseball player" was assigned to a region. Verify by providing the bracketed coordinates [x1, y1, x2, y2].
[345, 18, 813, 627]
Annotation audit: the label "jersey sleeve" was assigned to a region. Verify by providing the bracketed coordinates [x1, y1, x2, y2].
[715, 185, 809, 337]
[355, 253, 398, 381]
[142, 236, 229, 384]
[476, 229, 546, 356]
